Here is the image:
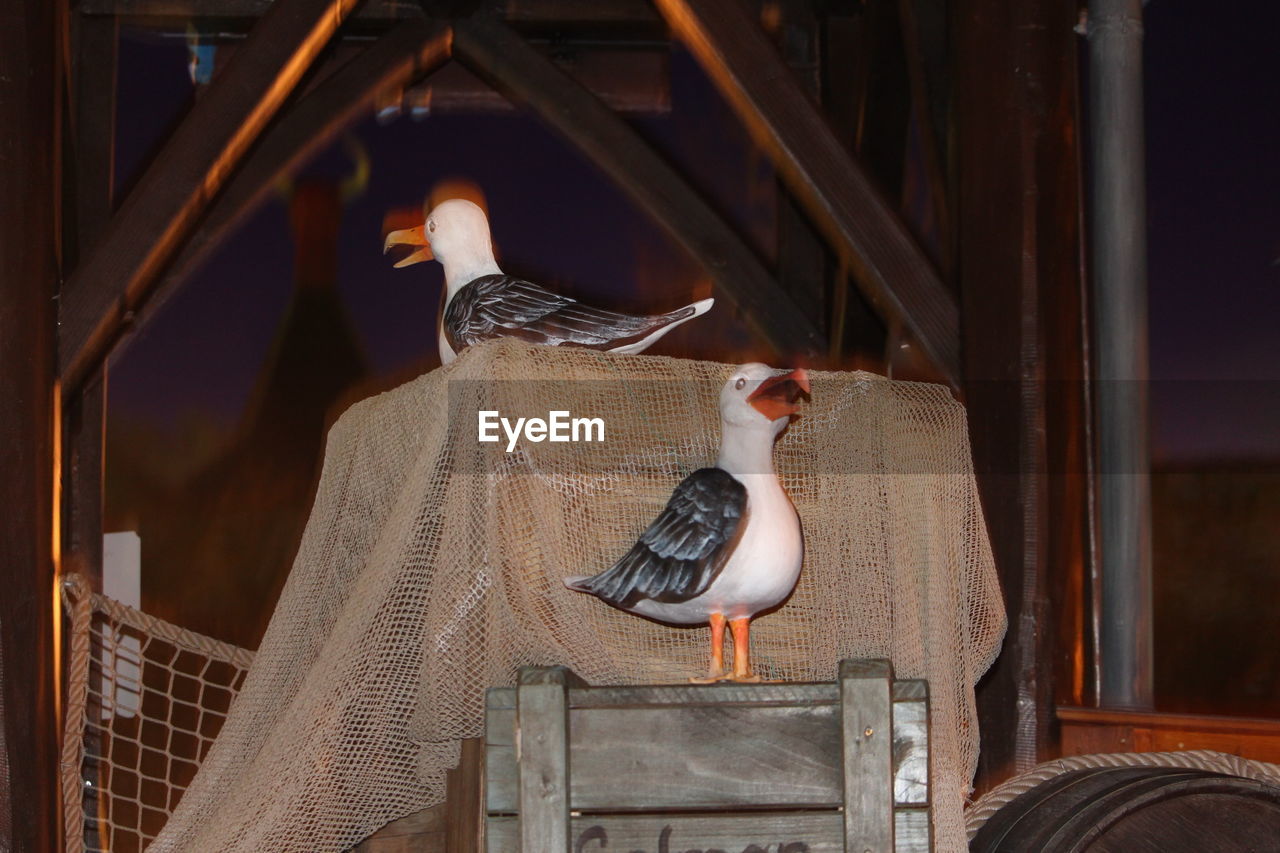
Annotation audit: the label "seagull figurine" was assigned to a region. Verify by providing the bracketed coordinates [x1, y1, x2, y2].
[565, 363, 809, 683]
[383, 198, 715, 364]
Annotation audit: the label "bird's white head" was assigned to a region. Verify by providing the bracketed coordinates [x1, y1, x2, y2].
[383, 198, 502, 295]
[719, 363, 811, 433]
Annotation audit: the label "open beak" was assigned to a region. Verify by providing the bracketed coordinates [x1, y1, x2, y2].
[748, 368, 811, 421]
[383, 224, 433, 268]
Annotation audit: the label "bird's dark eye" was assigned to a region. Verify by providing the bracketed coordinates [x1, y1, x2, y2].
[427, 220, 436, 233]
[735, 377, 747, 390]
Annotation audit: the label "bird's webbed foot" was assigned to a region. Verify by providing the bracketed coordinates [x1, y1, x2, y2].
[725, 672, 764, 684]
[688, 670, 733, 684]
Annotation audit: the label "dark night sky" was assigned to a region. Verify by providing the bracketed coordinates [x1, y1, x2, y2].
[107, 2, 1279, 463]
[108, 35, 768, 431]
[1143, 1, 1280, 461]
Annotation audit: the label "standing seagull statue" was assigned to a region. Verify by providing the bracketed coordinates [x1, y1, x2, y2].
[383, 198, 715, 364]
[565, 363, 809, 683]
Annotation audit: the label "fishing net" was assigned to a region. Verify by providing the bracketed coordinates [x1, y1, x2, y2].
[59, 573, 254, 853]
[67, 338, 1004, 851]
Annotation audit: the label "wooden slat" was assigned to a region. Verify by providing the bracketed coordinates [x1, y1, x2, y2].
[352, 804, 449, 852]
[893, 689, 929, 807]
[133, 20, 451, 350]
[516, 666, 576, 852]
[570, 681, 837, 708]
[57, 0, 364, 394]
[446, 737, 485, 852]
[489, 690, 844, 812]
[489, 663, 929, 850]
[653, 0, 960, 385]
[453, 14, 826, 361]
[841, 658, 894, 853]
[894, 808, 932, 853]
[488, 811, 844, 852]
[567, 701, 842, 810]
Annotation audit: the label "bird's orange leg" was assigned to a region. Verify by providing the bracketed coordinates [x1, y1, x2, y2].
[690, 612, 729, 683]
[729, 617, 762, 682]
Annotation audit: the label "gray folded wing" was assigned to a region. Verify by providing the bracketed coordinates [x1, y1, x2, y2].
[444, 274, 692, 351]
[567, 468, 747, 608]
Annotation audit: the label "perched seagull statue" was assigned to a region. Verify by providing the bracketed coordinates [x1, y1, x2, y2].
[565, 363, 809, 683]
[383, 198, 715, 364]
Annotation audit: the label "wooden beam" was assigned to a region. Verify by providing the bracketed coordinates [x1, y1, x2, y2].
[131, 21, 451, 347]
[79, 0, 661, 27]
[64, 12, 120, 592]
[57, 0, 365, 395]
[0, 0, 61, 847]
[79, 0, 419, 23]
[653, 0, 960, 385]
[453, 14, 825, 360]
[955, 0, 1088, 789]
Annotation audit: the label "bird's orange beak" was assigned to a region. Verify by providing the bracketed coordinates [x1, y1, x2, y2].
[748, 368, 811, 421]
[382, 207, 433, 268]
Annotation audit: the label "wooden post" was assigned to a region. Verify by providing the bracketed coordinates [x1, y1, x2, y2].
[515, 666, 577, 852]
[58, 0, 364, 396]
[0, 0, 61, 847]
[840, 659, 894, 853]
[954, 0, 1089, 786]
[64, 10, 120, 592]
[653, 0, 960, 386]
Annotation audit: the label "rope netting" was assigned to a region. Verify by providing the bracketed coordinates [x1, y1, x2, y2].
[965, 748, 1280, 840]
[59, 573, 254, 853]
[60, 341, 1006, 852]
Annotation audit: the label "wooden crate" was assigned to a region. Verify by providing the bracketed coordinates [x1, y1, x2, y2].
[485, 659, 930, 852]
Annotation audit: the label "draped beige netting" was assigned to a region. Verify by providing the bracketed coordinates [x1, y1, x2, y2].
[143, 338, 1004, 852]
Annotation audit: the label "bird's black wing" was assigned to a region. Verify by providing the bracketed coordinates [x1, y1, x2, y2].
[567, 468, 747, 609]
[445, 275, 681, 352]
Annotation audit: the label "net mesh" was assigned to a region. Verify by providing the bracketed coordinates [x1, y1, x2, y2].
[59, 573, 254, 853]
[67, 339, 1004, 852]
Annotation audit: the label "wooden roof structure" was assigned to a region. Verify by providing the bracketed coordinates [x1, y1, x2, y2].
[1, 0, 1091, 847]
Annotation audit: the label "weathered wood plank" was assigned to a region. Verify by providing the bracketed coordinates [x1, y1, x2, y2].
[568, 702, 842, 810]
[453, 13, 826, 361]
[446, 737, 485, 852]
[133, 20, 451, 355]
[352, 803, 449, 852]
[489, 663, 929, 850]
[653, 0, 960, 385]
[841, 658, 894, 853]
[570, 681, 837, 708]
[57, 0, 364, 394]
[516, 666, 576, 852]
[489, 697, 843, 812]
[489, 677, 930, 815]
[893, 696, 929, 805]
[894, 807, 932, 853]
[488, 811, 843, 852]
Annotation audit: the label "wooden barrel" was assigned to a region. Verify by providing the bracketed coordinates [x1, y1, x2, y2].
[971, 766, 1280, 852]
